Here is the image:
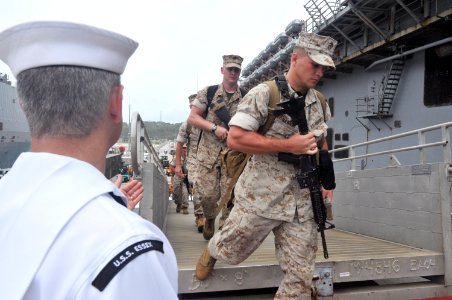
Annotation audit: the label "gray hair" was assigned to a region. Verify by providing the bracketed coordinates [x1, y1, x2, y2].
[17, 66, 120, 137]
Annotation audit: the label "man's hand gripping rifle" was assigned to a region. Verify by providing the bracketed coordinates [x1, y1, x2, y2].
[273, 77, 335, 259]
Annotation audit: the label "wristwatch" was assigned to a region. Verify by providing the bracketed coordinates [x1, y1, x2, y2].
[211, 124, 218, 133]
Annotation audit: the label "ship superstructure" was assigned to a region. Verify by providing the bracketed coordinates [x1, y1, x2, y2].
[239, 0, 452, 172]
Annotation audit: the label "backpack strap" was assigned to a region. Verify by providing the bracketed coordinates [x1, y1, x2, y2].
[204, 85, 248, 129]
[313, 89, 328, 148]
[207, 85, 247, 108]
[266, 78, 329, 138]
[260, 78, 282, 134]
[313, 89, 327, 120]
[197, 84, 219, 151]
[213, 81, 281, 218]
[209, 98, 231, 128]
[202, 85, 219, 119]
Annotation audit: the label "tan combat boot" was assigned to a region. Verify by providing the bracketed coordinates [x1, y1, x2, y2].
[203, 218, 215, 240]
[195, 247, 216, 281]
[195, 215, 205, 233]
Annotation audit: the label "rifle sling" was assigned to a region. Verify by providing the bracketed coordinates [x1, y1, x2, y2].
[209, 98, 231, 129]
[204, 85, 247, 129]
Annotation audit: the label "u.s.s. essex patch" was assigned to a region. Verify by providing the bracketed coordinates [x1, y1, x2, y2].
[92, 239, 164, 291]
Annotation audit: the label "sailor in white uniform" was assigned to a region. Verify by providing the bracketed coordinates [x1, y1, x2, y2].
[0, 21, 178, 299]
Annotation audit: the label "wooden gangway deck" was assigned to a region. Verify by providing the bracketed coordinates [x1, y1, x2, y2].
[165, 202, 445, 296]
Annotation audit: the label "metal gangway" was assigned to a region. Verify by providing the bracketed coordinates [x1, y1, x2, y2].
[129, 113, 452, 298]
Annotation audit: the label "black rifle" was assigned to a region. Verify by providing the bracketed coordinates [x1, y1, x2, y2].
[273, 75, 335, 259]
[183, 175, 191, 195]
[181, 164, 191, 195]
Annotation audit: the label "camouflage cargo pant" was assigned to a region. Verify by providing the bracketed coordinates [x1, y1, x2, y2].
[208, 205, 318, 299]
[187, 164, 203, 216]
[189, 180, 203, 215]
[193, 158, 231, 222]
[173, 175, 189, 209]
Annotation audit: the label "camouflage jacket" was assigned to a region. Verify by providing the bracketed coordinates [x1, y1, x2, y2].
[175, 121, 199, 175]
[191, 84, 244, 168]
[229, 79, 331, 222]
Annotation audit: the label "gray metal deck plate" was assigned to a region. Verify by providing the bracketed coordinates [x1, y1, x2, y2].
[165, 203, 444, 294]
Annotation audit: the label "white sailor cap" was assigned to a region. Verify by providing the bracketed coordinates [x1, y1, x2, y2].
[0, 21, 138, 77]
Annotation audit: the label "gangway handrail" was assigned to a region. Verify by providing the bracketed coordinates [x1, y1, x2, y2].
[130, 112, 165, 177]
[330, 121, 452, 169]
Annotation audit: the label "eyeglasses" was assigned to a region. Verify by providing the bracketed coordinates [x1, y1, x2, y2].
[225, 67, 241, 74]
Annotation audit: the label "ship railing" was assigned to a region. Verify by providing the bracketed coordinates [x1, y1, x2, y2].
[130, 112, 169, 231]
[330, 121, 452, 171]
[130, 112, 164, 176]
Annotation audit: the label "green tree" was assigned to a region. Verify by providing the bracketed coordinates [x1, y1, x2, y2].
[120, 121, 182, 142]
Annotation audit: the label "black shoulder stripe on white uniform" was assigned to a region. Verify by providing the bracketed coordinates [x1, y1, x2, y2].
[92, 239, 164, 291]
[108, 192, 126, 207]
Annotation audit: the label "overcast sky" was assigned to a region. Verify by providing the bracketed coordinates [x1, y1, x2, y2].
[0, 0, 309, 124]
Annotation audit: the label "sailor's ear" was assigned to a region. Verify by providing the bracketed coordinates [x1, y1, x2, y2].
[109, 85, 124, 123]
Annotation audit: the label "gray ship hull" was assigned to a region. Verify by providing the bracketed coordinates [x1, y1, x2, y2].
[0, 139, 30, 169]
[0, 74, 30, 169]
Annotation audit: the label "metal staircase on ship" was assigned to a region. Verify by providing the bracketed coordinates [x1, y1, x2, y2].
[356, 58, 405, 130]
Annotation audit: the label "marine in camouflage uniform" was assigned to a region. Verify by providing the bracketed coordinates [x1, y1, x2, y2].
[185, 123, 202, 217]
[175, 114, 205, 232]
[170, 148, 189, 214]
[196, 32, 337, 299]
[188, 54, 245, 240]
[185, 94, 204, 230]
